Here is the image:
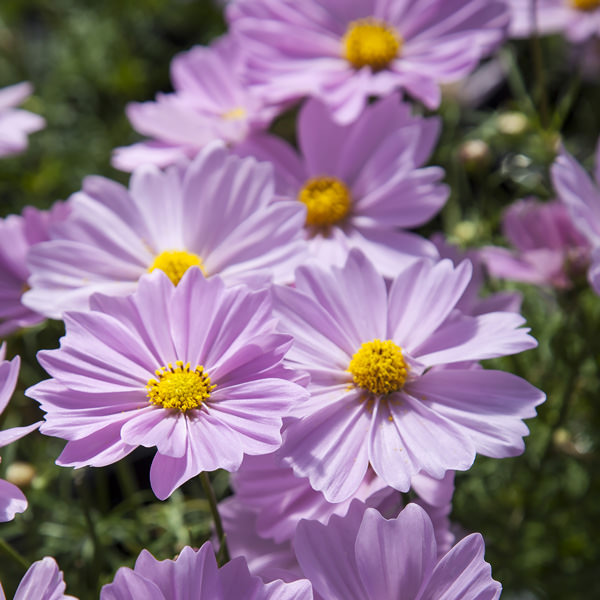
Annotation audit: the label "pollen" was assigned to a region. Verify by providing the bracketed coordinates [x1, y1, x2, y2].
[570, 0, 600, 10]
[343, 18, 402, 71]
[222, 106, 247, 120]
[146, 361, 216, 412]
[298, 176, 351, 228]
[348, 339, 408, 395]
[149, 250, 206, 286]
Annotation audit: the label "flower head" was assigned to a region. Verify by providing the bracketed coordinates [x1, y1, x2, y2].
[273, 250, 544, 502]
[238, 95, 446, 276]
[0, 343, 42, 522]
[295, 502, 501, 600]
[27, 269, 308, 500]
[0, 557, 76, 600]
[100, 543, 312, 600]
[24, 142, 307, 319]
[228, 0, 509, 123]
[113, 35, 280, 171]
[0, 82, 45, 158]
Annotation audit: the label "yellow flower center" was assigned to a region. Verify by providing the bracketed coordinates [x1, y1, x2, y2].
[298, 176, 351, 228]
[146, 361, 216, 412]
[149, 250, 205, 286]
[570, 0, 600, 10]
[343, 18, 402, 71]
[348, 339, 408, 395]
[222, 106, 247, 120]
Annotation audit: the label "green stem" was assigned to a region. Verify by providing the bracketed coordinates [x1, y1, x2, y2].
[530, 0, 550, 129]
[199, 471, 230, 565]
[0, 536, 29, 570]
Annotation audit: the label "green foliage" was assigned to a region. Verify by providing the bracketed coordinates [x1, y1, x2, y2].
[0, 3, 599, 599]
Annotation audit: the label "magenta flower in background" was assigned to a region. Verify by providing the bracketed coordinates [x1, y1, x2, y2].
[238, 95, 445, 276]
[228, 0, 509, 124]
[0, 203, 70, 336]
[0, 556, 76, 600]
[100, 543, 312, 600]
[507, 0, 600, 41]
[0, 82, 45, 158]
[480, 198, 591, 289]
[24, 142, 307, 319]
[113, 35, 280, 171]
[552, 141, 600, 295]
[432, 233, 522, 315]
[27, 269, 308, 500]
[273, 250, 544, 502]
[0, 343, 41, 522]
[295, 502, 501, 600]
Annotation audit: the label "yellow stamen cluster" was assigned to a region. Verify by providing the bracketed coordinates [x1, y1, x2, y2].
[146, 361, 216, 412]
[298, 176, 351, 228]
[348, 339, 408, 395]
[343, 18, 402, 71]
[570, 0, 600, 11]
[222, 106, 247, 120]
[149, 250, 205, 286]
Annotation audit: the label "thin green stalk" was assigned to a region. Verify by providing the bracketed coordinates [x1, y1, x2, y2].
[530, 0, 550, 128]
[0, 537, 29, 570]
[199, 471, 230, 565]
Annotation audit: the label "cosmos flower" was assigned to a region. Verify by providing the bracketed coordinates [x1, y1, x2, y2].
[0, 82, 45, 158]
[551, 141, 600, 295]
[480, 198, 591, 289]
[0, 343, 41, 522]
[0, 203, 70, 337]
[507, 0, 600, 42]
[228, 0, 509, 123]
[295, 502, 501, 600]
[238, 95, 445, 276]
[27, 269, 308, 500]
[100, 543, 312, 600]
[0, 557, 76, 600]
[112, 35, 280, 171]
[273, 250, 544, 502]
[24, 142, 307, 319]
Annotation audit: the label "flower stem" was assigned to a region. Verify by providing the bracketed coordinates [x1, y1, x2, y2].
[530, 0, 550, 128]
[0, 536, 29, 570]
[199, 471, 230, 565]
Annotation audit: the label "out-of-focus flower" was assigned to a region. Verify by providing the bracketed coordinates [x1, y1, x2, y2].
[295, 502, 501, 600]
[273, 250, 543, 502]
[113, 35, 280, 171]
[24, 142, 307, 319]
[238, 95, 445, 276]
[0, 203, 69, 336]
[552, 142, 600, 294]
[0, 556, 76, 600]
[480, 198, 590, 289]
[27, 269, 308, 500]
[0, 82, 45, 158]
[228, 0, 509, 124]
[507, 0, 600, 42]
[0, 343, 41, 522]
[100, 543, 312, 600]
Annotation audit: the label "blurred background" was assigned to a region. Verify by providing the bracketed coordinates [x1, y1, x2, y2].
[0, 1, 599, 598]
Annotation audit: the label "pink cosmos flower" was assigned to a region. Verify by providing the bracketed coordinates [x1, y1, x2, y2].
[480, 198, 591, 289]
[0, 343, 41, 522]
[100, 543, 312, 600]
[228, 0, 509, 123]
[551, 141, 600, 295]
[112, 35, 280, 171]
[0, 203, 70, 336]
[0, 557, 76, 600]
[507, 0, 600, 42]
[24, 142, 307, 320]
[0, 82, 45, 158]
[295, 502, 501, 600]
[273, 250, 544, 502]
[238, 95, 444, 275]
[27, 269, 308, 500]
[432, 233, 523, 315]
